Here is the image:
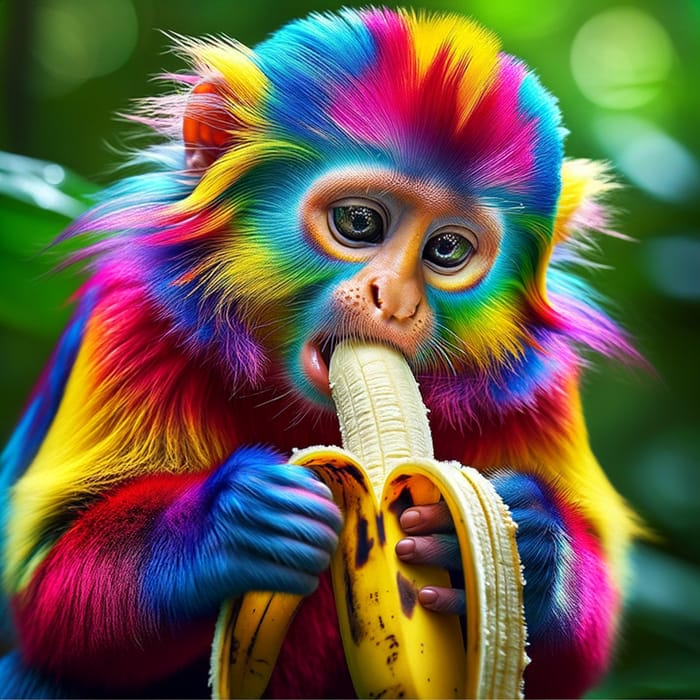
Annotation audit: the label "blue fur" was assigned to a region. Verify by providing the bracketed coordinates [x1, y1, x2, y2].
[256, 9, 377, 146]
[487, 336, 564, 409]
[144, 445, 342, 623]
[490, 470, 575, 640]
[0, 652, 74, 699]
[144, 243, 219, 346]
[516, 70, 563, 214]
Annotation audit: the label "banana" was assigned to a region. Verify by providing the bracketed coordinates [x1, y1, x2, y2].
[211, 342, 528, 699]
[211, 592, 301, 698]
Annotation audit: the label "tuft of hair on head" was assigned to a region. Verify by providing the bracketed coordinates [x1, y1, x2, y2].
[554, 159, 624, 247]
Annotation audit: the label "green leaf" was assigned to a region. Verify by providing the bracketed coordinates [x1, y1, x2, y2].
[0, 151, 97, 337]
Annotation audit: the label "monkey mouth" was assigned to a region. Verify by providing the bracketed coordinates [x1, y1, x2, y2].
[301, 333, 419, 400]
[301, 337, 337, 397]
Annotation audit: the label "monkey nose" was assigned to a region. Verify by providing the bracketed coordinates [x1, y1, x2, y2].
[370, 278, 422, 322]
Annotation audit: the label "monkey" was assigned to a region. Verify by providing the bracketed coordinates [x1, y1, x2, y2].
[0, 7, 642, 699]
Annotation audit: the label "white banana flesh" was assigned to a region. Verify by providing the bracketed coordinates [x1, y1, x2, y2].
[211, 342, 528, 699]
[329, 343, 434, 493]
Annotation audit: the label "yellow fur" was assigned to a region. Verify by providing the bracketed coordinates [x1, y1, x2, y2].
[4, 317, 233, 593]
[447, 290, 531, 372]
[541, 380, 642, 586]
[177, 36, 268, 107]
[554, 159, 617, 244]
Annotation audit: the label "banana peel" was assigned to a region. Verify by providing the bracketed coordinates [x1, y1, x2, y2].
[211, 342, 528, 699]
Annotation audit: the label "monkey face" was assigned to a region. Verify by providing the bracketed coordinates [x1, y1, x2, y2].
[294, 166, 502, 400]
[202, 157, 508, 408]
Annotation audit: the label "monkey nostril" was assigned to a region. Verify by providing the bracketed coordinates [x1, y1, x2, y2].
[370, 283, 382, 310]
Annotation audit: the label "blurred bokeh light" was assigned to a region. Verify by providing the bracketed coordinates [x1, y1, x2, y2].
[1, 1, 698, 697]
[32, 0, 138, 97]
[571, 8, 674, 109]
[594, 115, 700, 204]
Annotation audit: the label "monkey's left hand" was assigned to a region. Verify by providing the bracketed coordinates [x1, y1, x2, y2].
[395, 470, 578, 626]
[396, 469, 621, 697]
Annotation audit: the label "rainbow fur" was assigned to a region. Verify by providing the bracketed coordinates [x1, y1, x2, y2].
[0, 7, 640, 698]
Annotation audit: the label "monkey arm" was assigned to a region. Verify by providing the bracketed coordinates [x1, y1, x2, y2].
[397, 470, 620, 699]
[11, 470, 215, 691]
[489, 470, 620, 699]
[490, 384, 638, 698]
[10, 447, 341, 692]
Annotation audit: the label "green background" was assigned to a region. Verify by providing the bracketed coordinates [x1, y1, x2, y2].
[1, 0, 698, 697]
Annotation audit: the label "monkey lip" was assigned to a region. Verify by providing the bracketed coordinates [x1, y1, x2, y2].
[301, 339, 335, 397]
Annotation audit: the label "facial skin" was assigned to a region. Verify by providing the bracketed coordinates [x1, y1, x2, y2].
[298, 167, 502, 397]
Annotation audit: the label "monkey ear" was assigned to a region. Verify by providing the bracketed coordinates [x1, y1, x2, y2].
[183, 79, 236, 172]
[552, 159, 617, 244]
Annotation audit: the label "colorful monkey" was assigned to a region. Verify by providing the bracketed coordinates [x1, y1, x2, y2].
[0, 8, 641, 699]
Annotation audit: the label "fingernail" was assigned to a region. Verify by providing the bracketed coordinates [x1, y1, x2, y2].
[419, 588, 438, 605]
[400, 508, 421, 529]
[395, 538, 416, 557]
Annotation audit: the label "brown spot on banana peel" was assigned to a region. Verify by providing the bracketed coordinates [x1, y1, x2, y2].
[384, 634, 400, 669]
[226, 596, 244, 667]
[369, 685, 406, 699]
[387, 483, 415, 522]
[385, 634, 399, 649]
[340, 462, 370, 490]
[396, 572, 418, 618]
[298, 457, 369, 494]
[355, 516, 374, 567]
[375, 512, 386, 545]
[342, 550, 364, 645]
[244, 596, 275, 668]
[229, 637, 240, 668]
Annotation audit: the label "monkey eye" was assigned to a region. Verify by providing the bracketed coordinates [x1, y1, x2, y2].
[422, 230, 475, 272]
[330, 204, 384, 246]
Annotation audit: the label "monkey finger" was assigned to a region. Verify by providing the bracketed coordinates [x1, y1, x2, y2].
[229, 557, 322, 598]
[245, 511, 341, 551]
[238, 533, 333, 575]
[399, 502, 454, 535]
[418, 586, 465, 616]
[395, 533, 460, 570]
[255, 486, 343, 532]
[249, 465, 336, 501]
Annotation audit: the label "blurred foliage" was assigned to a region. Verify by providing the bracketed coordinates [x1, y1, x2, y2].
[0, 0, 698, 697]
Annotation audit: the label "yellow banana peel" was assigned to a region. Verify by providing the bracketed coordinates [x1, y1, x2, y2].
[211, 342, 528, 699]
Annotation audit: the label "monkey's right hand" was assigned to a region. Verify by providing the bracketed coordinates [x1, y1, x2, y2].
[146, 445, 343, 622]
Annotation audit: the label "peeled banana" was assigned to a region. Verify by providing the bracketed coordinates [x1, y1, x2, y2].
[211, 342, 528, 699]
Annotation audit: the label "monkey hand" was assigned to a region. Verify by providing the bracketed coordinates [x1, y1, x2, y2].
[395, 501, 466, 615]
[147, 445, 343, 623]
[395, 470, 574, 627]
